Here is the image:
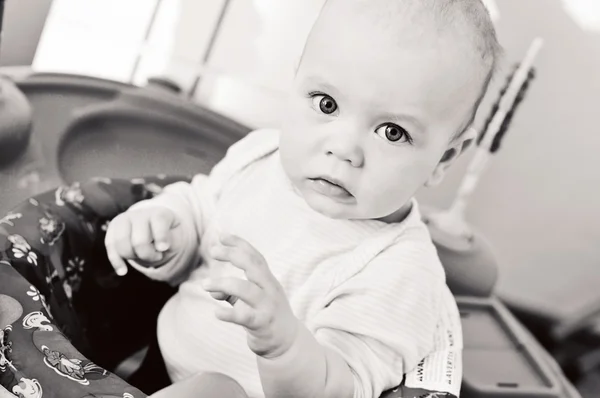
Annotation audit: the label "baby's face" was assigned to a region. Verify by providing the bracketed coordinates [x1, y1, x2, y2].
[279, 4, 483, 221]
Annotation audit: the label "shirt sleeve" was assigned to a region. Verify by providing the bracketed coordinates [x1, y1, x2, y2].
[307, 238, 451, 398]
[127, 128, 280, 284]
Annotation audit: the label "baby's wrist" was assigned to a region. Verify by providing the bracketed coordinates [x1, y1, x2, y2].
[259, 319, 308, 363]
[256, 322, 331, 398]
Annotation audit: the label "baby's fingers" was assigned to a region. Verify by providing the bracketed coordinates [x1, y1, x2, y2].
[131, 220, 163, 263]
[202, 278, 262, 308]
[150, 210, 173, 252]
[106, 246, 129, 276]
[209, 291, 230, 301]
[105, 221, 130, 276]
[210, 240, 275, 291]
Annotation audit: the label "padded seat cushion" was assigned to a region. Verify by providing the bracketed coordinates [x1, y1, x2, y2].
[0, 176, 186, 397]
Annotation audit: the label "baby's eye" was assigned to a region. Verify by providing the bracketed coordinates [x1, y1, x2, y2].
[311, 94, 338, 115]
[375, 123, 413, 145]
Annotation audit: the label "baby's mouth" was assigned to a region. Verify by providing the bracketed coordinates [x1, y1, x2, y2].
[308, 177, 354, 200]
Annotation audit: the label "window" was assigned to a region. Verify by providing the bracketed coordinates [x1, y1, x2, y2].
[34, 0, 166, 83]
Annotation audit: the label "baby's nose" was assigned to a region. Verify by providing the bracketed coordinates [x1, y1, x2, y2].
[325, 133, 365, 168]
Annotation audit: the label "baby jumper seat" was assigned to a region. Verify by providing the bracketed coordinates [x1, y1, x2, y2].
[0, 176, 583, 398]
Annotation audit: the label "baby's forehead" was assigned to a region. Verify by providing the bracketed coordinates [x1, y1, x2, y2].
[319, 0, 444, 33]
[304, 2, 485, 81]
[312, 0, 496, 71]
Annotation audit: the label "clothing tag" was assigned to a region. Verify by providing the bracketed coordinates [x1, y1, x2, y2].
[403, 348, 462, 397]
[404, 287, 463, 396]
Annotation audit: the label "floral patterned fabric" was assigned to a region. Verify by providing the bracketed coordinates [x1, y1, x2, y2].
[0, 176, 188, 397]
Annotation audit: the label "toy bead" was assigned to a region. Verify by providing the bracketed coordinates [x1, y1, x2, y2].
[0, 77, 33, 167]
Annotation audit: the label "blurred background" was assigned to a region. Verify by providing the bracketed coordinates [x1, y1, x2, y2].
[1, 0, 599, 396]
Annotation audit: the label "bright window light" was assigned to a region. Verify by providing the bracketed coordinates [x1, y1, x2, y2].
[33, 0, 159, 82]
[482, 0, 500, 22]
[561, 0, 600, 32]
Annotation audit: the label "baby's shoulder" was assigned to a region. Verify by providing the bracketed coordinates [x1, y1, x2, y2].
[208, 128, 281, 188]
[364, 215, 446, 284]
[226, 128, 280, 159]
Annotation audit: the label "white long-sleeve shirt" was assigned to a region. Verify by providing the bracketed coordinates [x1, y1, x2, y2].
[131, 129, 463, 398]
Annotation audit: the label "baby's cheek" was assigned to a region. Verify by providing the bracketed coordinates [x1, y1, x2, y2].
[278, 141, 299, 178]
[283, 97, 312, 125]
[360, 177, 411, 217]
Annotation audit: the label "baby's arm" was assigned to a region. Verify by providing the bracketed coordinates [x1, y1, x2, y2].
[260, 241, 457, 398]
[257, 320, 355, 398]
[124, 129, 280, 284]
[125, 174, 211, 285]
[203, 233, 355, 398]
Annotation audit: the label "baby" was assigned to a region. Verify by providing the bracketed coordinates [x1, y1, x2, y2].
[105, 0, 501, 397]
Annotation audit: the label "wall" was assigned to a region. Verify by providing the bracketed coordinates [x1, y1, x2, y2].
[471, 0, 600, 317]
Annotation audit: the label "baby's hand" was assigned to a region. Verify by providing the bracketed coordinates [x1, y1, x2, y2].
[202, 233, 299, 359]
[104, 206, 181, 276]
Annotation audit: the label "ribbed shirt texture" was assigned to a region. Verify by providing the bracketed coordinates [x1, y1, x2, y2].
[131, 129, 463, 398]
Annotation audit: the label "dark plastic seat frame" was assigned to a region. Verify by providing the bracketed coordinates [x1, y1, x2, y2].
[0, 176, 584, 398]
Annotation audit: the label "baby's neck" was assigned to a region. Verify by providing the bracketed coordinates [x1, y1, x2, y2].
[376, 201, 414, 224]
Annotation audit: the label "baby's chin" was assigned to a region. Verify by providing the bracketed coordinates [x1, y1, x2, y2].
[301, 190, 358, 220]
[301, 189, 389, 221]
[301, 189, 413, 223]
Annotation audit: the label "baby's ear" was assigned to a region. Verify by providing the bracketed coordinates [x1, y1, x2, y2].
[425, 127, 477, 187]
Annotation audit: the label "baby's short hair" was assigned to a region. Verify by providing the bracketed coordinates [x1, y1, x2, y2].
[407, 0, 503, 136]
[435, 0, 503, 134]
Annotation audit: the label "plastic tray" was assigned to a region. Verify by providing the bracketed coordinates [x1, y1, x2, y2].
[458, 296, 563, 398]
